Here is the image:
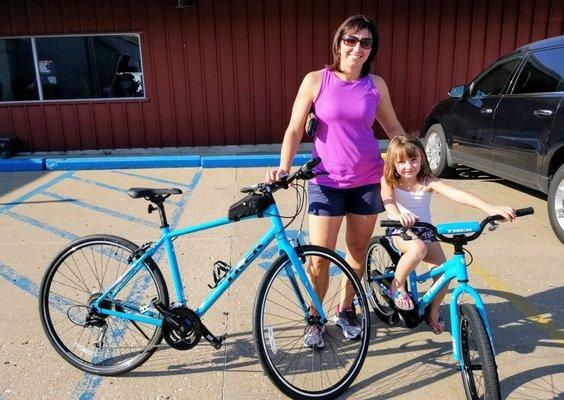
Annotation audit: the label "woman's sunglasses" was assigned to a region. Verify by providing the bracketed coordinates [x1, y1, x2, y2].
[341, 35, 373, 50]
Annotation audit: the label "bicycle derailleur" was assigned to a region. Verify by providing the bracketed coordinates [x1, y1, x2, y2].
[152, 300, 226, 351]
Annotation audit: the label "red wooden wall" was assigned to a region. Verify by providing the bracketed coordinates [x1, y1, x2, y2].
[0, 0, 563, 152]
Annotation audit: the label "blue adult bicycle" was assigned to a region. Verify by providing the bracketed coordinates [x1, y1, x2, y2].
[363, 208, 534, 400]
[38, 158, 371, 400]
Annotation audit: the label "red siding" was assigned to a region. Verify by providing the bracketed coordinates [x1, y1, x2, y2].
[0, 0, 563, 152]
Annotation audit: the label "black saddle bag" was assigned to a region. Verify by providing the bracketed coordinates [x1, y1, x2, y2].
[228, 192, 272, 221]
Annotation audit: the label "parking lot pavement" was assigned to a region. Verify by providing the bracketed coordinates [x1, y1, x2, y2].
[1, 166, 562, 399]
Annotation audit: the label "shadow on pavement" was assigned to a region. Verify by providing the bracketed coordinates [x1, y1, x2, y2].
[0, 171, 49, 198]
[108, 286, 561, 399]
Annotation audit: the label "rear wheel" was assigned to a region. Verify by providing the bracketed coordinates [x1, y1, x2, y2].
[39, 235, 169, 375]
[364, 236, 401, 324]
[425, 123, 456, 178]
[254, 245, 370, 399]
[459, 304, 501, 400]
[548, 163, 564, 244]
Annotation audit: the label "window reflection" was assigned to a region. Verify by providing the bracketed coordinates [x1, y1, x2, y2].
[0, 38, 39, 101]
[513, 48, 564, 94]
[35, 35, 144, 100]
[469, 58, 521, 98]
[0, 34, 144, 102]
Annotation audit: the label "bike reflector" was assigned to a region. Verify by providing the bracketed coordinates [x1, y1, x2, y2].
[436, 221, 481, 235]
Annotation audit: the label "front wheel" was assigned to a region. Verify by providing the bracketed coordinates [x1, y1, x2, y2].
[39, 235, 169, 375]
[548, 163, 564, 244]
[364, 236, 401, 324]
[459, 304, 501, 400]
[254, 245, 370, 399]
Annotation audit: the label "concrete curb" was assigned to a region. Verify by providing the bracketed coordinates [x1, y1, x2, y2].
[200, 153, 311, 168]
[1, 140, 390, 172]
[45, 155, 201, 171]
[1, 153, 313, 172]
[0, 158, 45, 171]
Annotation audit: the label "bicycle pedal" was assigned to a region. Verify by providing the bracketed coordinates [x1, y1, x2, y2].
[200, 322, 225, 349]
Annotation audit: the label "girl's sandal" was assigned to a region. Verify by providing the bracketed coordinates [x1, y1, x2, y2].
[390, 290, 414, 311]
[425, 312, 446, 335]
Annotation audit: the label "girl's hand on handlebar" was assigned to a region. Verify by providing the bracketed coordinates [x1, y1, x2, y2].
[489, 205, 517, 222]
[394, 211, 418, 227]
[265, 168, 289, 184]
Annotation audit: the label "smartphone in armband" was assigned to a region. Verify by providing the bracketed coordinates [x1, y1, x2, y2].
[305, 112, 317, 137]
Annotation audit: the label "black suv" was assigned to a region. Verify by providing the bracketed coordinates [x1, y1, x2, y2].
[423, 35, 564, 243]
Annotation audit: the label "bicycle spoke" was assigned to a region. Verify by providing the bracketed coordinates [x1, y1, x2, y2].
[257, 247, 369, 397]
[40, 236, 165, 374]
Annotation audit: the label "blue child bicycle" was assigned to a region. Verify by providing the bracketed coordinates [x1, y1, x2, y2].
[39, 158, 371, 400]
[363, 208, 534, 400]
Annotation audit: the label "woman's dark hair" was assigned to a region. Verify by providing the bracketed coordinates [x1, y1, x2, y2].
[328, 14, 379, 77]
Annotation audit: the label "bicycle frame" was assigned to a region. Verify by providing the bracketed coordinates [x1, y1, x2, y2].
[375, 249, 495, 365]
[92, 202, 327, 325]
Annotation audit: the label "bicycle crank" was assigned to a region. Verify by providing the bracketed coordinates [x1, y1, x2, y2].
[156, 302, 226, 350]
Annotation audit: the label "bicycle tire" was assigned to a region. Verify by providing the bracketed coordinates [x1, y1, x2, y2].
[39, 234, 169, 376]
[253, 245, 370, 400]
[364, 236, 401, 324]
[459, 304, 501, 400]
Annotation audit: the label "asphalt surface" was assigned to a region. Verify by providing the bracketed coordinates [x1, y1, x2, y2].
[0, 165, 562, 399]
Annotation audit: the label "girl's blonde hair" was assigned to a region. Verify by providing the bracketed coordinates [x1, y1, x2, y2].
[384, 134, 433, 188]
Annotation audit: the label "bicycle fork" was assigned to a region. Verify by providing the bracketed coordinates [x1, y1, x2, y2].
[450, 284, 496, 365]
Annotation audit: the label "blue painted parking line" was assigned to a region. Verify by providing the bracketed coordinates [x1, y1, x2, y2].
[112, 170, 193, 188]
[68, 175, 132, 195]
[0, 260, 74, 315]
[6, 211, 81, 242]
[0, 261, 40, 298]
[0, 168, 204, 400]
[42, 191, 159, 228]
[74, 170, 202, 400]
[69, 175, 181, 206]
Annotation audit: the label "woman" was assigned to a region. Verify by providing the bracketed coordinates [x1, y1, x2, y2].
[266, 14, 405, 348]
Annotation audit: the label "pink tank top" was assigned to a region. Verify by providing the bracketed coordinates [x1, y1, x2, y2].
[311, 68, 383, 188]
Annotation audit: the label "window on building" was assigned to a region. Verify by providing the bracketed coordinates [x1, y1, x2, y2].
[0, 34, 144, 102]
[0, 38, 38, 101]
[468, 57, 522, 98]
[513, 48, 564, 94]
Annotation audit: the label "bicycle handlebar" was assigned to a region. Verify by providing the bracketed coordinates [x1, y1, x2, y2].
[278, 157, 322, 188]
[380, 207, 534, 244]
[240, 157, 323, 194]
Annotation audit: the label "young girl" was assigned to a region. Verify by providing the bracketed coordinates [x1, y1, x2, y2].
[381, 135, 516, 334]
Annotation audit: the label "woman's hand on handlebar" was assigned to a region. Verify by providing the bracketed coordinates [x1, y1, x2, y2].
[487, 205, 517, 222]
[265, 168, 289, 184]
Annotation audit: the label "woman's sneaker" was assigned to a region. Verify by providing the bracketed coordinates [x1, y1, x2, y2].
[334, 305, 362, 339]
[303, 323, 325, 348]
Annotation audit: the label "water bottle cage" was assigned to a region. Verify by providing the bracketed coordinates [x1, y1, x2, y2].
[208, 261, 232, 289]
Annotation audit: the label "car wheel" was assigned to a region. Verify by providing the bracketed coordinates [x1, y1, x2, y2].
[548, 163, 564, 244]
[424, 123, 456, 178]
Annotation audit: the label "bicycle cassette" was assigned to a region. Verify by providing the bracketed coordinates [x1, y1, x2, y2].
[162, 306, 202, 350]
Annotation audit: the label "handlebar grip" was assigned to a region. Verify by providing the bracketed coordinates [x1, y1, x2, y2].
[515, 207, 534, 217]
[380, 220, 402, 228]
[301, 157, 321, 172]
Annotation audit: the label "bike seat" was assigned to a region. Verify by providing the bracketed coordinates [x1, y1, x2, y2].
[128, 188, 182, 199]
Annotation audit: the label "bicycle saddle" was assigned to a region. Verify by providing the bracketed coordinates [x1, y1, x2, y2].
[128, 188, 182, 199]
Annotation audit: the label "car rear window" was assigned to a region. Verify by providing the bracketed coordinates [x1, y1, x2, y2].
[513, 47, 564, 94]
